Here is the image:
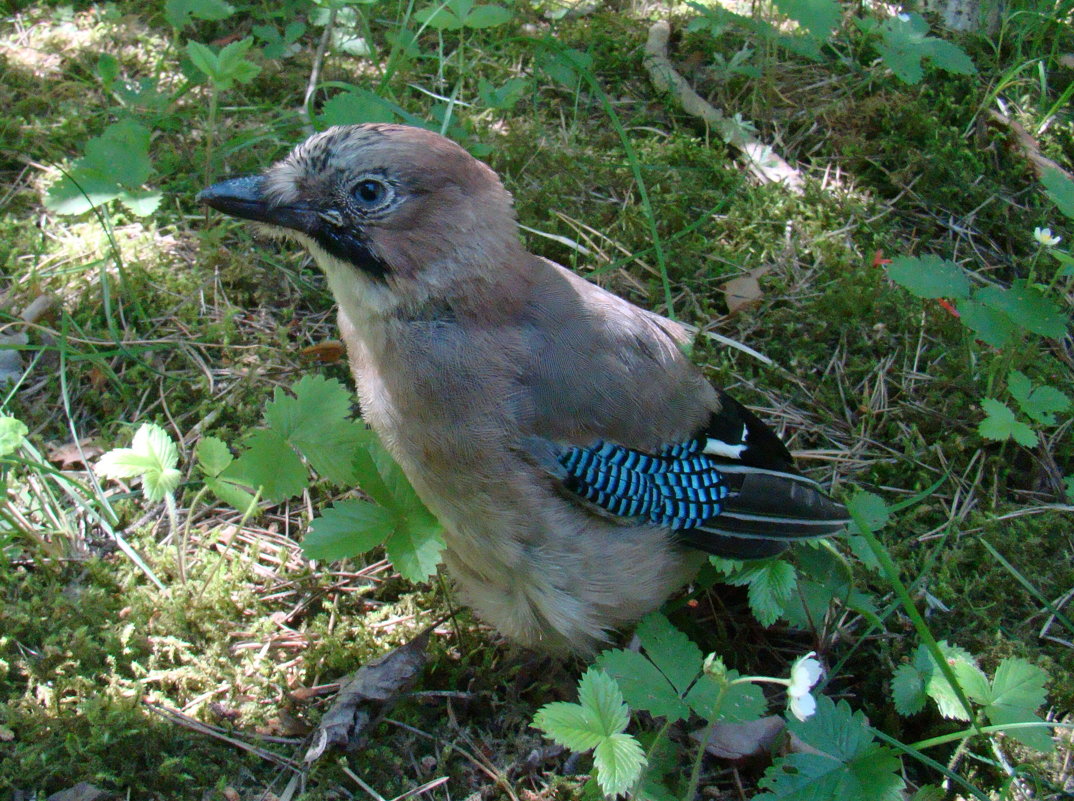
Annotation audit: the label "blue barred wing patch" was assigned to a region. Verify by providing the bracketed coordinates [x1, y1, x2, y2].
[558, 438, 729, 529]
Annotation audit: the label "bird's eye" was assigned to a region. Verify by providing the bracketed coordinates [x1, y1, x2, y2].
[353, 179, 390, 210]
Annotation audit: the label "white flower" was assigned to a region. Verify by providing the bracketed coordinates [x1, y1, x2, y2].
[897, 12, 911, 21]
[787, 652, 823, 721]
[1034, 227, 1061, 247]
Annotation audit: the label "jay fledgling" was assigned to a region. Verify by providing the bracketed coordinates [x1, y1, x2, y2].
[200, 123, 849, 654]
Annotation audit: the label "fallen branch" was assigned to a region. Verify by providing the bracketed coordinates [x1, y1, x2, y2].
[643, 21, 804, 194]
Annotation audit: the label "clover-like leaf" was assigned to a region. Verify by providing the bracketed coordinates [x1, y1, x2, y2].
[98, 423, 182, 502]
[978, 399, 1038, 447]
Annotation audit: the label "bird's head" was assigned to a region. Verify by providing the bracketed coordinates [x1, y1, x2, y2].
[199, 123, 522, 317]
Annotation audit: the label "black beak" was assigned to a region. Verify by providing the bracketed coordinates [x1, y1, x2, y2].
[198, 176, 318, 233]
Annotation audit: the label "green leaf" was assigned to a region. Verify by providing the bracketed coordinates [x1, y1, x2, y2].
[186, 39, 219, 80]
[724, 559, 797, 627]
[684, 670, 766, 723]
[82, 120, 153, 188]
[304, 499, 397, 561]
[596, 648, 691, 721]
[979, 658, 1053, 752]
[886, 255, 970, 299]
[875, 13, 974, 85]
[636, 613, 703, 694]
[747, 561, 797, 626]
[922, 642, 987, 720]
[414, 4, 463, 29]
[847, 490, 890, 533]
[45, 169, 121, 215]
[165, 0, 234, 29]
[224, 428, 308, 502]
[264, 375, 366, 485]
[96, 53, 118, 89]
[384, 509, 445, 582]
[1042, 168, 1074, 219]
[923, 37, 976, 75]
[978, 399, 1038, 447]
[975, 281, 1067, 338]
[1007, 371, 1070, 425]
[204, 476, 257, 513]
[534, 668, 631, 753]
[0, 416, 28, 457]
[196, 436, 233, 477]
[319, 88, 400, 128]
[537, 48, 593, 88]
[533, 701, 604, 752]
[891, 662, 927, 716]
[957, 298, 1017, 348]
[757, 697, 905, 801]
[461, 4, 512, 27]
[98, 423, 181, 502]
[579, 667, 630, 736]
[477, 77, 530, 110]
[773, 0, 840, 38]
[118, 189, 162, 217]
[593, 733, 646, 797]
[1064, 475, 1074, 502]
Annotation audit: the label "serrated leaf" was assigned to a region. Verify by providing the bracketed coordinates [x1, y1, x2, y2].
[304, 499, 397, 562]
[773, 0, 840, 37]
[757, 697, 905, 801]
[461, 4, 512, 27]
[45, 168, 121, 215]
[186, 40, 219, 79]
[978, 399, 1038, 447]
[745, 560, 797, 626]
[847, 490, 890, 533]
[384, 510, 445, 582]
[224, 428, 308, 502]
[891, 663, 927, 716]
[83, 120, 153, 188]
[165, 0, 234, 28]
[957, 298, 1017, 348]
[478, 77, 530, 110]
[980, 658, 1053, 752]
[414, 4, 463, 29]
[205, 476, 257, 513]
[593, 733, 646, 797]
[98, 423, 181, 502]
[537, 48, 593, 88]
[318, 88, 400, 128]
[976, 281, 1067, 338]
[534, 668, 629, 753]
[684, 670, 766, 723]
[118, 189, 162, 217]
[196, 436, 233, 477]
[533, 701, 604, 751]
[595, 648, 690, 721]
[1042, 168, 1074, 219]
[922, 642, 986, 720]
[579, 668, 630, 736]
[925, 37, 975, 74]
[264, 375, 366, 485]
[887, 255, 970, 299]
[1007, 371, 1070, 425]
[0, 416, 28, 457]
[636, 613, 703, 694]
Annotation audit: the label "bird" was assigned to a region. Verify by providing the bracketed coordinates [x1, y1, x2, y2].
[199, 123, 849, 654]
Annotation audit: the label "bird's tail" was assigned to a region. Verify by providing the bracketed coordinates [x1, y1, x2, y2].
[679, 465, 849, 559]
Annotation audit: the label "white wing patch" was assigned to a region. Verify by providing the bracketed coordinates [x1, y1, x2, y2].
[703, 425, 748, 460]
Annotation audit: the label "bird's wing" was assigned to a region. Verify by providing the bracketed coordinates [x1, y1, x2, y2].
[516, 258, 848, 558]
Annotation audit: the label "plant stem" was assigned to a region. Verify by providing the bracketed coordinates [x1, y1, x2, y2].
[165, 491, 182, 582]
[203, 87, 219, 212]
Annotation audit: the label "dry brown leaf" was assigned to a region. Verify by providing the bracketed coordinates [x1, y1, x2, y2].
[304, 627, 431, 761]
[722, 266, 770, 315]
[48, 440, 103, 470]
[695, 715, 785, 760]
[45, 783, 111, 801]
[301, 340, 346, 363]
